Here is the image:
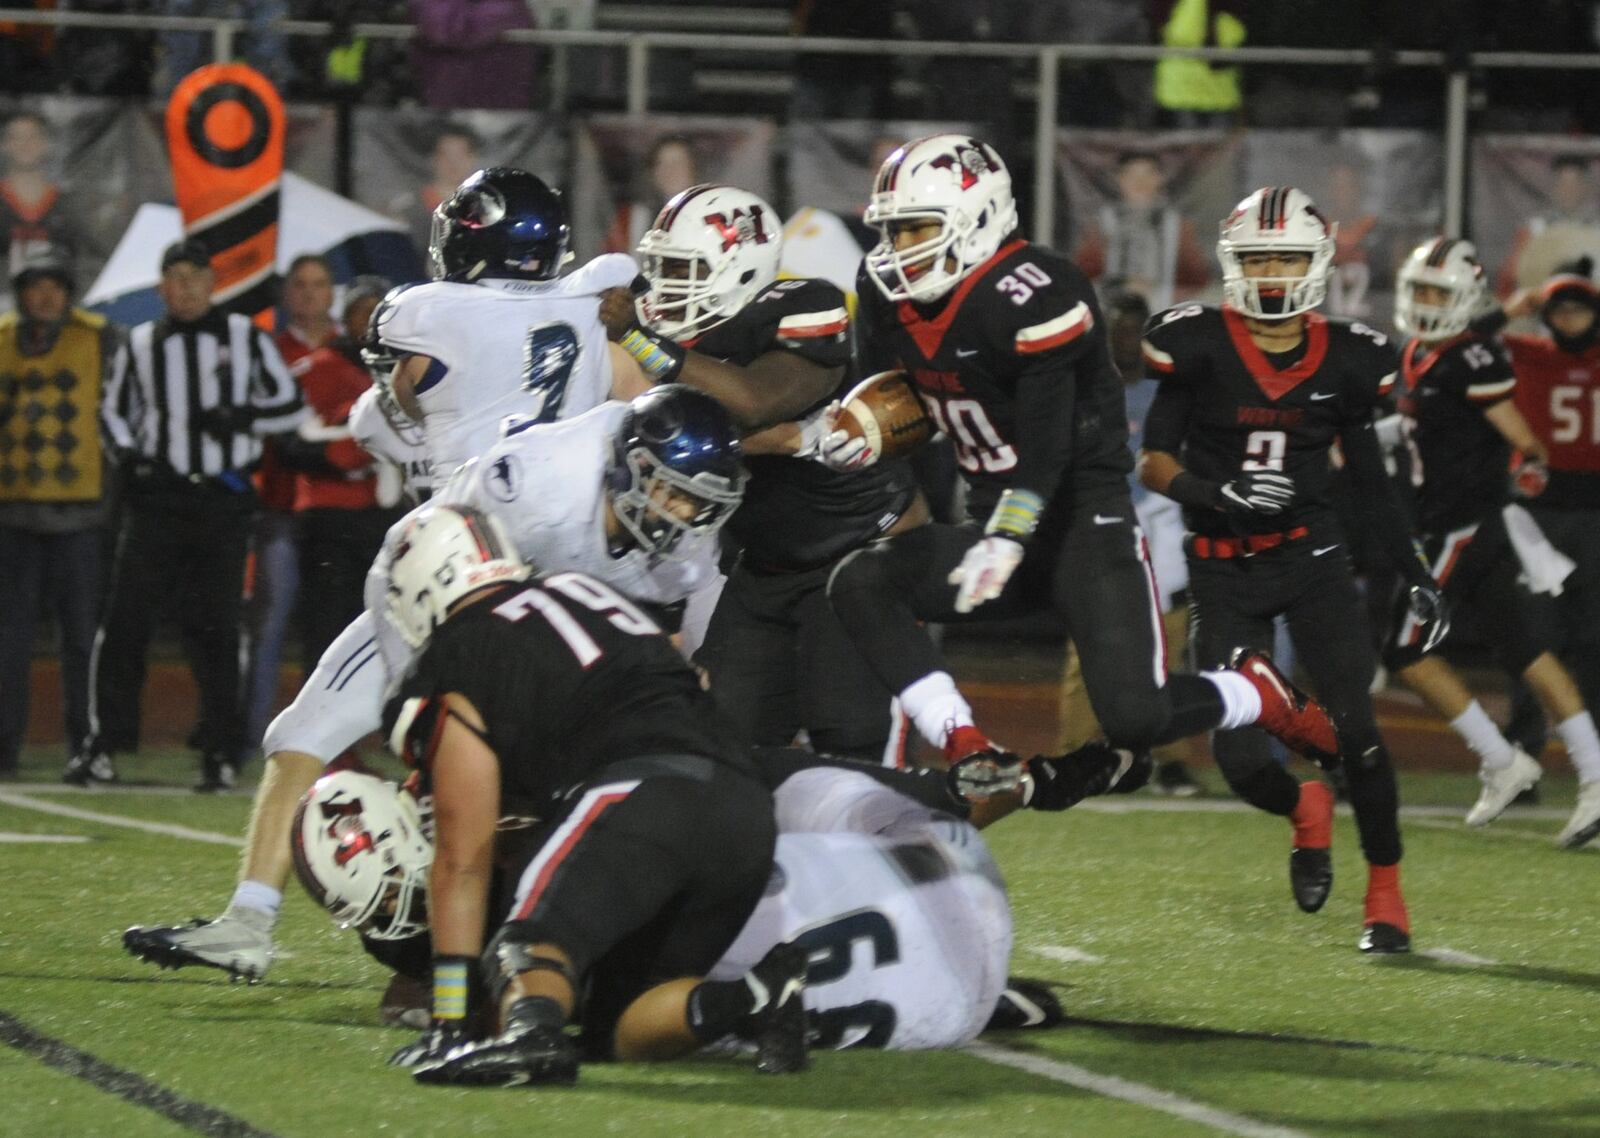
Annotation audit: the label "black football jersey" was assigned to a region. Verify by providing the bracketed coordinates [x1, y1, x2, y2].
[1397, 333, 1516, 533]
[384, 574, 751, 808]
[1140, 304, 1398, 539]
[856, 240, 1131, 521]
[692, 277, 918, 569]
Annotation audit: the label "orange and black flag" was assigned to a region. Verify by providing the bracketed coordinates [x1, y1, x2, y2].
[164, 63, 284, 326]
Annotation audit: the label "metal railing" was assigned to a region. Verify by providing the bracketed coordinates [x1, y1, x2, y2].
[6, 7, 1595, 246]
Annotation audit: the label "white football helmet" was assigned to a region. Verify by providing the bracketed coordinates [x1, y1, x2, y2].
[864, 134, 1019, 304]
[1217, 187, 1337, 320]
[1394, 237, 1487, 341]
[385, 504, 529, 648]
[636, 184, 783, 340]
[290, 771, 433, 942]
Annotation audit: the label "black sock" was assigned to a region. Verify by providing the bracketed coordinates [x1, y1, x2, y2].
[686, 977, 760, 1043]
[1234, 762, 1301, 817]
[1155, 674, 1226, 744]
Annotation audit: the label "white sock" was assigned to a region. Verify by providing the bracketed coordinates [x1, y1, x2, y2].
[1202, 670, 1262, 731]
[1450, 702, 1515, 771]
[899, 671, 974, 749]
[1556, 713, 1600, 783]
[229, 881, 282, 925]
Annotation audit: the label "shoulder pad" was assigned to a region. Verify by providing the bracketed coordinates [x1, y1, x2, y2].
[977, 246, 1098, 355]
[752, 278, 849, 343]
[69, 307, 107, 330]
[558, 252, 639, 296]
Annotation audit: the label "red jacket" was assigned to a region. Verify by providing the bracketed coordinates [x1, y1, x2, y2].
[289, 341, 381, 512]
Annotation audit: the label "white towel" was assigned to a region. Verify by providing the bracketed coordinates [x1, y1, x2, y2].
[1502, 503, 1575, 596]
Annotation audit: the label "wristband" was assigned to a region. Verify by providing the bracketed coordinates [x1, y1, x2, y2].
[618, 325, 686, 383]
[1167, 471, 1224, 511]
[984, 489, 1044, 541]
[432, 955, 473, 1022]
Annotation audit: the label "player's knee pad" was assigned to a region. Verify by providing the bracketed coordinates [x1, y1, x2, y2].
[483, 922, 579, 1009]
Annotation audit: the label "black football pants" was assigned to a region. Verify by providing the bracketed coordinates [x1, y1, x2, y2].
[696, 560, 899, 764]
[1188, 535, 1402, 867]
[827, 489, 1224, 751]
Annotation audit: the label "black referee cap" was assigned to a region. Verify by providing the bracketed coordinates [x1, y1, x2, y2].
[160, 238, 212, 273]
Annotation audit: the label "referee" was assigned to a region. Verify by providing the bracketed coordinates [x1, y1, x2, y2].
[77, 239, 305, 792]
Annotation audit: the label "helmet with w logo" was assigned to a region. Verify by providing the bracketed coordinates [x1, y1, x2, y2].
[864, 134, 1018, 304]
[637, 184, 782, 340]
[1217, 186, 1337, 320]
[1394, 237, 1487, 340]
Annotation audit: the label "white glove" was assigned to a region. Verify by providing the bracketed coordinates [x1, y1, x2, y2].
[797, 401, 871, 471]
[948, 535, 1025, 614]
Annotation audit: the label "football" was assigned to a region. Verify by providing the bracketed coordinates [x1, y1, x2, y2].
[837, 370, 933, 463]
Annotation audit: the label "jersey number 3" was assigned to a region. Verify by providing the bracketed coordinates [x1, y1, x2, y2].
[522, 321, 579, 425]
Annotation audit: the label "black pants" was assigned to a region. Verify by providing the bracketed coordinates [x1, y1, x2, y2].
[491, 758, 776, 1047]
[1188, 532, 1402, 867]
[1383, 509, 1557, 676]
[0, 526, 102, 769]
[827, 488, 1222, 750]
[696, 560, 899, 764]
[1506, 504, 1600, 752]
[89, 487, 253, 757]
[296, 507, 396, 669]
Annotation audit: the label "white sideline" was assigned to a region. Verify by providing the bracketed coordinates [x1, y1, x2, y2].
[1080, 799, 1570, 821]
[1028, 944, 1104, 964]
[0, 832, 91, 843]
[963, 1041, 1313, 1138]
[0, 791, 244, 847]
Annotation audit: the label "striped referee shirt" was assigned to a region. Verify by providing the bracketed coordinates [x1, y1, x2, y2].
[100, 309, 304, 478]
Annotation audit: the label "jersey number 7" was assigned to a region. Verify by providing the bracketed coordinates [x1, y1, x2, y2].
[493, 573, 659, 666]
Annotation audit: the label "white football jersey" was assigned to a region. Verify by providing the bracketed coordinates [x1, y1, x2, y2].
[347, 386, 432, 507]
[373, 253, 637, 490]
[712, 818, 1012, 1052]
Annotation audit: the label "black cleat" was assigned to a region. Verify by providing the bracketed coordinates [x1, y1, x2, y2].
[1025, 745, 1150, 811]
[1359, 922, 1411, 955]
[1289, 847, 1334, 914]
[986, 978, 1065, 1031]
[413, 1023, 578, 1087]
[745, 941, 810, 1075]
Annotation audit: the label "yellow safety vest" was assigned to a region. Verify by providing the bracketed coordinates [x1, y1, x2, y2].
[1154, 0, 1246, 114]
[0, 307, 107, 503]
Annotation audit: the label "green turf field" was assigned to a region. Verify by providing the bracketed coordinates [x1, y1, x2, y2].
[4, 749, 1598, 1138]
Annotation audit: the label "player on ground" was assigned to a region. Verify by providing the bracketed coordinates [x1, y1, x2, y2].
[1387, 240, 1600, 847]
[378, 506, 803, 1085]
[826, 135, 1340, 792]
[1139, 187, 1447, 953]
[121, 386, 745, 981]
[604, 183, 922, 763]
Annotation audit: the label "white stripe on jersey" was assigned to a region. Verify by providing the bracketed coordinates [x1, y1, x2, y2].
[1015, 301, 1092, 350]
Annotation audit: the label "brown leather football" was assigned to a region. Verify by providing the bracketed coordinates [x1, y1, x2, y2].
[837, 370, 933, 463]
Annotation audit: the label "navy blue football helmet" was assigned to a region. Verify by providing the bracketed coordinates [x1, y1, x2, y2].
[608, 385, 746, 558]
[429, 167, 572, 283]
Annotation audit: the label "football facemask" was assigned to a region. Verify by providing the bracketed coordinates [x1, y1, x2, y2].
[1394, 237, 1487, 341]
[1217, 186, 1337, 320]
[636, 183, 783, 340]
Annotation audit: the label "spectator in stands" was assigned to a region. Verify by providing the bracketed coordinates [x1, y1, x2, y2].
[409, 0, 536, 110]
[1322, 156, 1384, 320]
[788, 0, 894, 121]
[281, 276, 398, 667]
[605, 133, 698, 255]
[1073, 150, 1208, 312]
[1497, 155, 1600, 298]
[0, 112, 77, 307]
[389, 122, 483, 260]
[154, 0, 291, 96]
[0, 247, 117, 780]
[1151, 0, 1245, 128]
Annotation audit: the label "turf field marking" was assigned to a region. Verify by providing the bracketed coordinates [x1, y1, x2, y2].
[1420, 947, 1499, 966]
[0, 791, 244, 847]
[1028, 944, 1104, 964]
[1406, 816, 1560, 844]
[963, 1040, 1312, 1138]
[1079, 799, 1570, 821]
[0, 1009, 279, 1138]
[0, 831, 91, 843]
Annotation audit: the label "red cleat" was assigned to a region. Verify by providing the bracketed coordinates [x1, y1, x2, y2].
[1360, 863, 1411, 954]
[1230, 649, 1340, 766]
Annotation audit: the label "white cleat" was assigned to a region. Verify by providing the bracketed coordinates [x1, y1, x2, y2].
[1464, 747, 1542, 827]
[1556, 781, 1600, 850]
[122, 909, 274, 982]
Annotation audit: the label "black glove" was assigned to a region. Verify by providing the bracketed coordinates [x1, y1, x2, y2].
[388, 1019, 469, 1068]
[1407, 583, 1450, 654]
[1218, 470, 1295, 518]
[193, 404, 254, 438]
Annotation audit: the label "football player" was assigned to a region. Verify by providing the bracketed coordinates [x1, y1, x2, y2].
[604, 183, 923, 763]
[367, 165, 647, 493]
[1138, 188, 1448, 953]
[371, 506, 801, 1085]
[827, 136, 1340, 795]
[1385, 241, 1600, 847]
[121, 386, 745, 983]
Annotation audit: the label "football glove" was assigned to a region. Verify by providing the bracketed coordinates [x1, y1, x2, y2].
[796, 401, 871, 470]
[1407, 583, 1450, 654]
[389, 1019, 470, 1068]
[1511, 455, 1549, 500]
[1218, 470, 1295, 518]
[949, 535, 1025, 614]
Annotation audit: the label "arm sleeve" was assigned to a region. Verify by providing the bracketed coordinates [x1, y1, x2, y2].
[1341, 414, 1434, 591]
[1009, 350, 1079, 503]
[1002, 272, 1100, 504]
[99, 336, 136, 452]
[248, 326, 307, 434]
[1141, 373, 1195, 456]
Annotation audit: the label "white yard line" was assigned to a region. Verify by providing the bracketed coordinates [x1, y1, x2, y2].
[1027, 944, 1105, 964]
[0, 791, 244, 847]
[1420, 947, 1499, 966]
[1079, 799, 1569, 821]
[1406, 817, 1561, 845]
[963, 1041, 1314, 1138]
[0, 832, 91, 843]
